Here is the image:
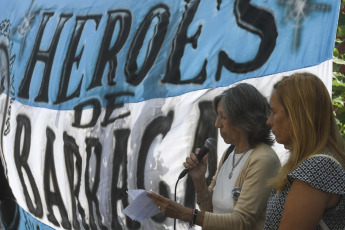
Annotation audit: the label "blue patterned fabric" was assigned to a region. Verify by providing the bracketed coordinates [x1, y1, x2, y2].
[264, 149, 345, 230]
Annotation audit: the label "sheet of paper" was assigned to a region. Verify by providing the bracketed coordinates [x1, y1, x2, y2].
[122, 189, 161, 222]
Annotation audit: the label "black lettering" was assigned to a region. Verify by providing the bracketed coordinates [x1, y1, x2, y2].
[136, 111, 174, 189]
[111, 129, 140, 229]
[17, 12, 54, 100]
[184, 101, 218, 208]
[125, 5, 170, 86]
[101, 92, 134, 127]
[3, 98, 14, 136]
[162, 0, 207, 84]
[215, 0, 278, 79]
[136, 111, 174, 223]
[0, 43, 10, 182]
[14, 115, 43, 217]
[18, 13, 72, 102]
[44, 127, 71, 229]
[63, 132, 86, 229]
[72, 98, 101, 128]
[0, 43, 9, 95]
[152, 180, 170, 223]
[88, 10, 132, 90]
[84, 138, 106, 230]
[55, 15, 102, 104]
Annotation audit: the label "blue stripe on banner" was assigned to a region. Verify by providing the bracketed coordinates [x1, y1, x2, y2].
[0, 199, 54, 230]
[0, 1, 339, 229]
[0, 0, 340, 110]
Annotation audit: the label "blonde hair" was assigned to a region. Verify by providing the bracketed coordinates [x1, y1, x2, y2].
[270, 72, 345, 192]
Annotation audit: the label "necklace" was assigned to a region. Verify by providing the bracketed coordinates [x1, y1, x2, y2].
[229, 148, 250, 179]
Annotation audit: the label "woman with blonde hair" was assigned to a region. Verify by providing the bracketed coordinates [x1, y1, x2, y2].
[264, 72, 345, 229]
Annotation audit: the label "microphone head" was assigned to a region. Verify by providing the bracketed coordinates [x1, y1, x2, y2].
[204, 138, 217, 152]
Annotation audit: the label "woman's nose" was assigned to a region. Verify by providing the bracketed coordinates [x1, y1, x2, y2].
[266, 114, 272, 126]
[215, 117, 221, 128]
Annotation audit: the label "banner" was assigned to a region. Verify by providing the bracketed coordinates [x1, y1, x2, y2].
[0, 0, 339, 229]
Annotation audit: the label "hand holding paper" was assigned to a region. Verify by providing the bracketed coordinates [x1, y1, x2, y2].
[122, 189, 161, 222]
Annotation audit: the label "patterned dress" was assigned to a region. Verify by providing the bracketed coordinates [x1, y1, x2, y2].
[264, 149, 345, 230]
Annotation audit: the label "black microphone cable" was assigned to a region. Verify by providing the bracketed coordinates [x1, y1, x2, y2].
[173, 176, 180, 230]
[173, 138, 216, 230]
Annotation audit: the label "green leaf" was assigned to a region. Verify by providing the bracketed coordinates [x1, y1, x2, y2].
[336, 110, 345, 124]
[333, 72, 345, 78]
[332, 3, 345, 138]
[337, 25, 345, 37]
[339, 10, 345, 26]
[333, 56, 345, 65]
[333, 96, 345, 106]
[335, 38, 343, 44]
[332, 79, 342, 87]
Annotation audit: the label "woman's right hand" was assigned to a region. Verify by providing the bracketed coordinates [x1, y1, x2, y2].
[183, 148, 208, 180]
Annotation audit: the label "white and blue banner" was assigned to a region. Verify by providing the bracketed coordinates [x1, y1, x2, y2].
[0, 0, 339, 229]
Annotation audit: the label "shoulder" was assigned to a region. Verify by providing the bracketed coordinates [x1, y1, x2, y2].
[289, 150, 345, 194]
[249, 143, 280, 163]
[237, 144, 280, 184]
[244, 144, 281, 171]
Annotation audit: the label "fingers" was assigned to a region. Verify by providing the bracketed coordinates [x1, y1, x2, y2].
[201, 153, 208, 164]
[195, 148, 208, 164]
[192, 149, 199, 162]
[183, 149, 201, 169]
[147, 192, 164, 206]
[147, 191, 164, 202]
[147, 191, 183, 219]
[147, 191, 167, 213]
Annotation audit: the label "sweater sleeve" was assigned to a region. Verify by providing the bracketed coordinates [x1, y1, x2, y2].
[202, 145, 281, 230]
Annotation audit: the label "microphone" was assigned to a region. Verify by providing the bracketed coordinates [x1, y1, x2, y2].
[178, 138, 217, 179]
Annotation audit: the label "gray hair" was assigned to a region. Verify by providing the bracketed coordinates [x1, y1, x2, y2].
[213, 83, 274, 147]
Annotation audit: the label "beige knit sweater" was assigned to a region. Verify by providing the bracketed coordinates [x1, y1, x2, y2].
[200, 143, 281, 230]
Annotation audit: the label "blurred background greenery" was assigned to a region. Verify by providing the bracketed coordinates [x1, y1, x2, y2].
[333, 0, 345, 138]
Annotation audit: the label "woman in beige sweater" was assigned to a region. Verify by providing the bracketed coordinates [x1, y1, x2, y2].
[148, 83, 281, 229]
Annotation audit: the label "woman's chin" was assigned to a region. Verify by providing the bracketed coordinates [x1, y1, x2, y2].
[222, 137, 230, 144]
[283, 144, 292, 151]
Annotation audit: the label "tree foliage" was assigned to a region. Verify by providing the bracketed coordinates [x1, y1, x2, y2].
[333, 0, 345, 138]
